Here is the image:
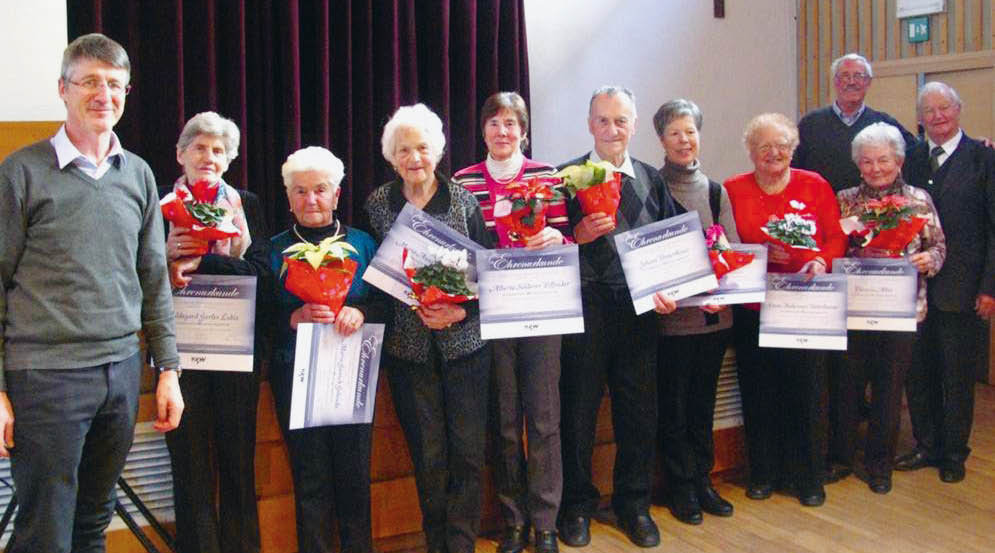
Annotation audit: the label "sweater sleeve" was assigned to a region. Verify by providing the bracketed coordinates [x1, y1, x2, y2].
[0, 166, 26, 390]
[136, 164, 180, 369]
[718, 185, 740, 243]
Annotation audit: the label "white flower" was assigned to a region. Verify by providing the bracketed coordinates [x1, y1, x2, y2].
[789, 200, 806, 210]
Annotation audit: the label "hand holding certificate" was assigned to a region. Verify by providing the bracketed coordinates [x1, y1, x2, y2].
[759, 273, 848, 350]
[832, 258, 918, 331]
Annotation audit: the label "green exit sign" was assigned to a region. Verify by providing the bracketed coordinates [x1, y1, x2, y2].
[908, 16, 930, 43]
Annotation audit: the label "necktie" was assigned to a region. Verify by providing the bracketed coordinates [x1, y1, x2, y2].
[930, 145, 944, 173]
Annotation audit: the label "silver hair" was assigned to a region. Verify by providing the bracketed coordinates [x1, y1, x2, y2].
[917, 81, 963, 112]
[588, 85, 637, 119]
[851, 122, 906, 165]
[381, 103, 446, 166]
[281, 146, 345, 189]
[61, 33, 130, 82]
[831, 53, 873, 79]
[176, 112, 241, 163]
[742, 112, 799, 152]
[653, 98, 702, 137]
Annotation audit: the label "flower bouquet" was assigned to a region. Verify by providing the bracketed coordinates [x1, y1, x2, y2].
[762, 212, 820, 250]
[493, 177, 562, 243]
[555, 160, 622, 224]
[403, 245, 477, 306]
[160, 179, 241, 254]
[705, 225, 755, 280]
[280, 234, 359, 314]
[839, 195, 927, 257]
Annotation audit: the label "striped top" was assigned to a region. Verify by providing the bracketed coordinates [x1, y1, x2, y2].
[452, 158, 573, 248]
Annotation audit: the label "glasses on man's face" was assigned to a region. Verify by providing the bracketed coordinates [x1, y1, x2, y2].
[836, 72, 870, 83]
[68, 77, 132, 96]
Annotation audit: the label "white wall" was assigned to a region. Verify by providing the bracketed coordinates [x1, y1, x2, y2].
[1, 0, 67, 120]
[525, 0, 797, 182]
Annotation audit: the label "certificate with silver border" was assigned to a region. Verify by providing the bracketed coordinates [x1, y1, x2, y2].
[172, 274, 256, 372]
[832, 257, 918, 331]
[759, 273, 848, 350]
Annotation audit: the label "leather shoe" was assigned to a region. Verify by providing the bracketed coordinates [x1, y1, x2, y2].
[824, 463, 853, 484]
[797, 484, 826, 507]
[867, 476, 892, 494]
[746, 482, 773, 500]
[894, 448, 937, 471]
[617, 513, 660, 548]
[698, 484, 734, 516]
[556, 515, 590, 547]
[940, 463, 966, 483]
[535, 530, 559, 553]
[668, 489, 703, 525]
[498, 525, 529, 553]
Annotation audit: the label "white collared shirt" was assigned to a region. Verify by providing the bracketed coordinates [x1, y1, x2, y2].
[927, 129, 963, 169]
[590, 149, 636, 179]
[50, 125, 126, 180]
[833, 101, 866, 127]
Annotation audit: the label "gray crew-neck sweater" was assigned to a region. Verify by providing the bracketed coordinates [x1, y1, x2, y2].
[0, 139, 178, 389]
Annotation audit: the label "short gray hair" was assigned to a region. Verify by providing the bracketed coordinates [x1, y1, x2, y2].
[831, 53, 873, 79]
[917, 81, 963, 112]
[588, 85, 637, 119]
[652, 99, 702, 137]
[281, 146, 345, 189]
[381, 103, 446, 166]
[851, 122, 906, 165]
[742, 112, 799, 152]
[61, 33, 130, 82]
[177, 112, 241, 163]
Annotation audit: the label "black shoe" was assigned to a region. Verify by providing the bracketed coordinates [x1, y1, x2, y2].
[894, 448, 937, 471]
[797, 484, 826, 507]
[535, 530, 559, 553]
[698, 484, 734, 516]
[940, 463, 966, 483]
[556, 515, 590, 547]
[498, 525, 529, 553]
[868, 476, 892, 494]
[617, 513, 660, 548]
[746, 482, 773, 500]
[824, 464, 853, 484]
[668, 488, 702, 525]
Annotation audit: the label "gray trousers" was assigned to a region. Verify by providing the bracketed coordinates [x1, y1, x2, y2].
[6, 352, 141, 553]
[492, 335, 563, 532]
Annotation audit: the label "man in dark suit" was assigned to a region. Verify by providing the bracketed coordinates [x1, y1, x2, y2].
[898, 81, 995, 483]
[556, 86, 678, 549]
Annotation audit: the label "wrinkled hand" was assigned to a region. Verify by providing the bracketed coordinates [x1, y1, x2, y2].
[153, 371, 184, 433]
[700, 303, 728, 314]
[417, 303, 467, 330]
[975, 294, 995, 319]
[0, 393, 13, 457]
[524, 226, 564, 250]
[652, 291, 678, 315]
[290, 303, 337, 329]
[573, 213, 615, 245]
[169, 256, 202, 288]
[166, 226, 209, 261]
[798, 257, 827, 279]
[909, 252, 933, 273]
[334, 306, 365, 336]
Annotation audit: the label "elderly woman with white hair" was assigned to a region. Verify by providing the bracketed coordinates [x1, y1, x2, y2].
[364, 104, 493, 553]
[835, 122, 945, 494]
[267, 146, 381, 553]
[162, 111, 271, 553]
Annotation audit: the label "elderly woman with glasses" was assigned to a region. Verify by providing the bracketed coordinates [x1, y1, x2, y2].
[724, 113, 847, 508]
[162, 111, 270, 553]
[363, 103, 494, 553]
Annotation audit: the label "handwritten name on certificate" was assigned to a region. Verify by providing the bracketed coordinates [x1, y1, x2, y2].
[363, 203, 484, 305]
[289, 323, 385, 430]
[614, 211, 718, 314]
[832, 258, 918, 331]
[678, 244, 768, 307]
[172, 274, 256, 372]
[476, 245, 584, 339]
[759, 273, 848, 350]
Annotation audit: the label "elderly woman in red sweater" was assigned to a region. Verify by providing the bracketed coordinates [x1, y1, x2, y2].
[724, 113, 847, 507]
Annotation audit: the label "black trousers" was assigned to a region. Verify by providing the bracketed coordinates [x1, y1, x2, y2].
[906, 309, 983, 465]
[657, 330, 730, 492]
[560, 284, 657, 519]
[165, 369, 261, 553]
[733, 308, 827, 489]
[386, 347, 491, 553]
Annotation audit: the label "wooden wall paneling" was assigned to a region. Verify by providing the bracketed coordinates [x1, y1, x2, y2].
[0, 121, 61, 161]
[820, 1, 834, 105]
[799, 1, 809, 116]
[863, 73, 920, 131]
[874, 0, 887, 60]
[985, 0, 992, 48]
[937, 4, 950, 54]
[957, 0, 967, 53]
[834, 1, 846, 63]
[924, 66, 995, 139]
[861, 0, 873, 56]
[807, 0, 821, 113]
[259, 494, 297, 553]
[846, 0, 859, 53]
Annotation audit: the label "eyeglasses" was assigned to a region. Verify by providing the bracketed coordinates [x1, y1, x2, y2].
[836, 72, 870, 83]
[67, 77, 132, 96]
[756, 143, 793, 154]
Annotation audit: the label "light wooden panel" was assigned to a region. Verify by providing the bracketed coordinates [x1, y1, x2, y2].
[924, 66, 995, 138]
[0, 121, 61, 161]
[863, 73, 920, 132]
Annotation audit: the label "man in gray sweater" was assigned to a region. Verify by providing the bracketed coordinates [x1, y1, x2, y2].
[0, 33, 184, 553]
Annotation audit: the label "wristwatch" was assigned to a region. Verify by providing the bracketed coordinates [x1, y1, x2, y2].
[158, 365, 183, 378]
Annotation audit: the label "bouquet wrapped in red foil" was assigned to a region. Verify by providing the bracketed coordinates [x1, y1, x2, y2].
[280, 234, 359, 314]
[493, 177, 562, 243]
[556, 160, 622, 225]
[403, 246, 477, 306]
[160, 179, 241, 254]
[840, 194, 928, 257]
[705, 224, 755, 280]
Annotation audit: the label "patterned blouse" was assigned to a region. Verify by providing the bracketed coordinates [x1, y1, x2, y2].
[836, 178, 946, 321]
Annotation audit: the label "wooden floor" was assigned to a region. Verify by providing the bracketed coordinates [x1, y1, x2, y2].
[474, 383, 995, 553]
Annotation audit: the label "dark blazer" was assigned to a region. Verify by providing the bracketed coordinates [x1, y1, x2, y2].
[903, 133, 995, 312]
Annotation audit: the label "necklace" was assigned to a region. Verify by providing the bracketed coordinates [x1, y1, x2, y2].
[293, 219, 340, 245]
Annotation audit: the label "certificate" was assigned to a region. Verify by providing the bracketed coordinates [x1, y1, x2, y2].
[832, 257, 918, 331]
[289, 323, 385, 430]
[614, 211, 718, 314]
[759, 273, 848, 350]
[172, 274, 256, 372]
[677, 244, 768, 307]
[476, 245, 584, 339]
[363, 203, 484, 305]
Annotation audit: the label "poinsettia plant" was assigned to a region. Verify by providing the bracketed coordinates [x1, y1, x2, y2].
[160, 179, 241, 254]
[493, 177, 562, 242]
[555, 160, 622, 224]
[280, 234, 359, 314]
[705, 224, 755, 280]
[762, 212, 819, 250]
[839, 194, 928, 256]
[403, 245, 476, 306]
